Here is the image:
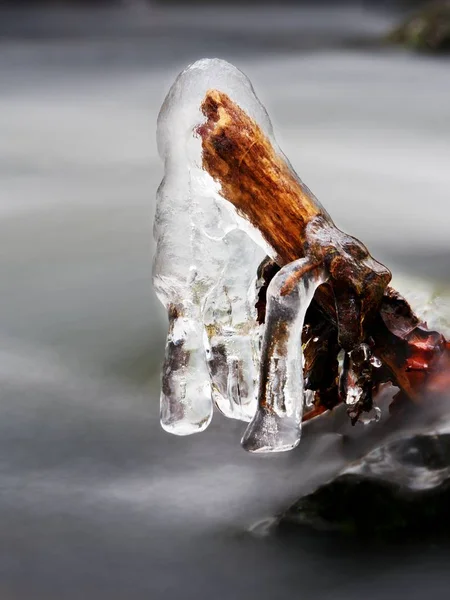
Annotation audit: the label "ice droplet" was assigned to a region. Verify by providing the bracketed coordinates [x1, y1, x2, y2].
[241, 259, 328, 453]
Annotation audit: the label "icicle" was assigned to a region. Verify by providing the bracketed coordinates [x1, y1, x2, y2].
[159, 304, 213, 435]
[203, 229, 263, 421]
[241, 259, 328, 453]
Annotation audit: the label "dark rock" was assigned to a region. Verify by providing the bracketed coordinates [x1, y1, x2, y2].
[387, 1, 450, 52]
[283, 423, 450, 538]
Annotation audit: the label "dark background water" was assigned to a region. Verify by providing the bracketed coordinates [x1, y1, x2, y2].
[1, 2, 450, 598]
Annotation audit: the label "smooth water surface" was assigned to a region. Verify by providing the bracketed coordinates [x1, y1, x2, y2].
[1, 4, 449, 598]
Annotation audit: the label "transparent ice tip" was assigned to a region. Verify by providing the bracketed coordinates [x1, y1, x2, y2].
[160, 313, 213, 435]
[242, 259, 328, 453]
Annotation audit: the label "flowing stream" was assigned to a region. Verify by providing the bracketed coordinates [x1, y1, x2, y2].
[0, 4, 449, 598]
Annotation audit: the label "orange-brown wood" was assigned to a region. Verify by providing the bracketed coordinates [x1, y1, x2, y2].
[199, 89, 328, 265]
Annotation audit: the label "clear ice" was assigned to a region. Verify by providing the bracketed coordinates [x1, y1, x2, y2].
[241, 259, 328, 453]
[202, 229, 264, 421]
[153, 58, 328, 449]
[154, 58, 268, 434]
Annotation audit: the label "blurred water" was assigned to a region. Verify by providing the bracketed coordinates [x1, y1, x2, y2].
[0, 4, 450, 599]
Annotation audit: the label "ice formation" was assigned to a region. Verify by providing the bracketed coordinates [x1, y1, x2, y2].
[241, 259, 328, 452]
[153, 59, 267, 434]
[153, 58, 327, 449]
[153, 58, 425, 452]
[202, 229, 264, 421]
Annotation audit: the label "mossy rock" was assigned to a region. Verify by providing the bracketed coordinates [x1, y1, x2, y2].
[387, 1, 450, 52]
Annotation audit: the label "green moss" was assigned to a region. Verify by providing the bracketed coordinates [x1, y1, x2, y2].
[387, 1, 450, 52]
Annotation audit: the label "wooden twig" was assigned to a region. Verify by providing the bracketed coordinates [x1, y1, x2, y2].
[198, 89, 449, 421]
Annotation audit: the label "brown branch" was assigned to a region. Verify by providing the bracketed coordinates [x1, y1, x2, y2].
[198, 89, 449, 419]
[198, 89, 325, 264]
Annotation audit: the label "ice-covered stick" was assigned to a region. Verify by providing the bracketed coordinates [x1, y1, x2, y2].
[199, 89, 391, 350]
[199, 88, 448, 427]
